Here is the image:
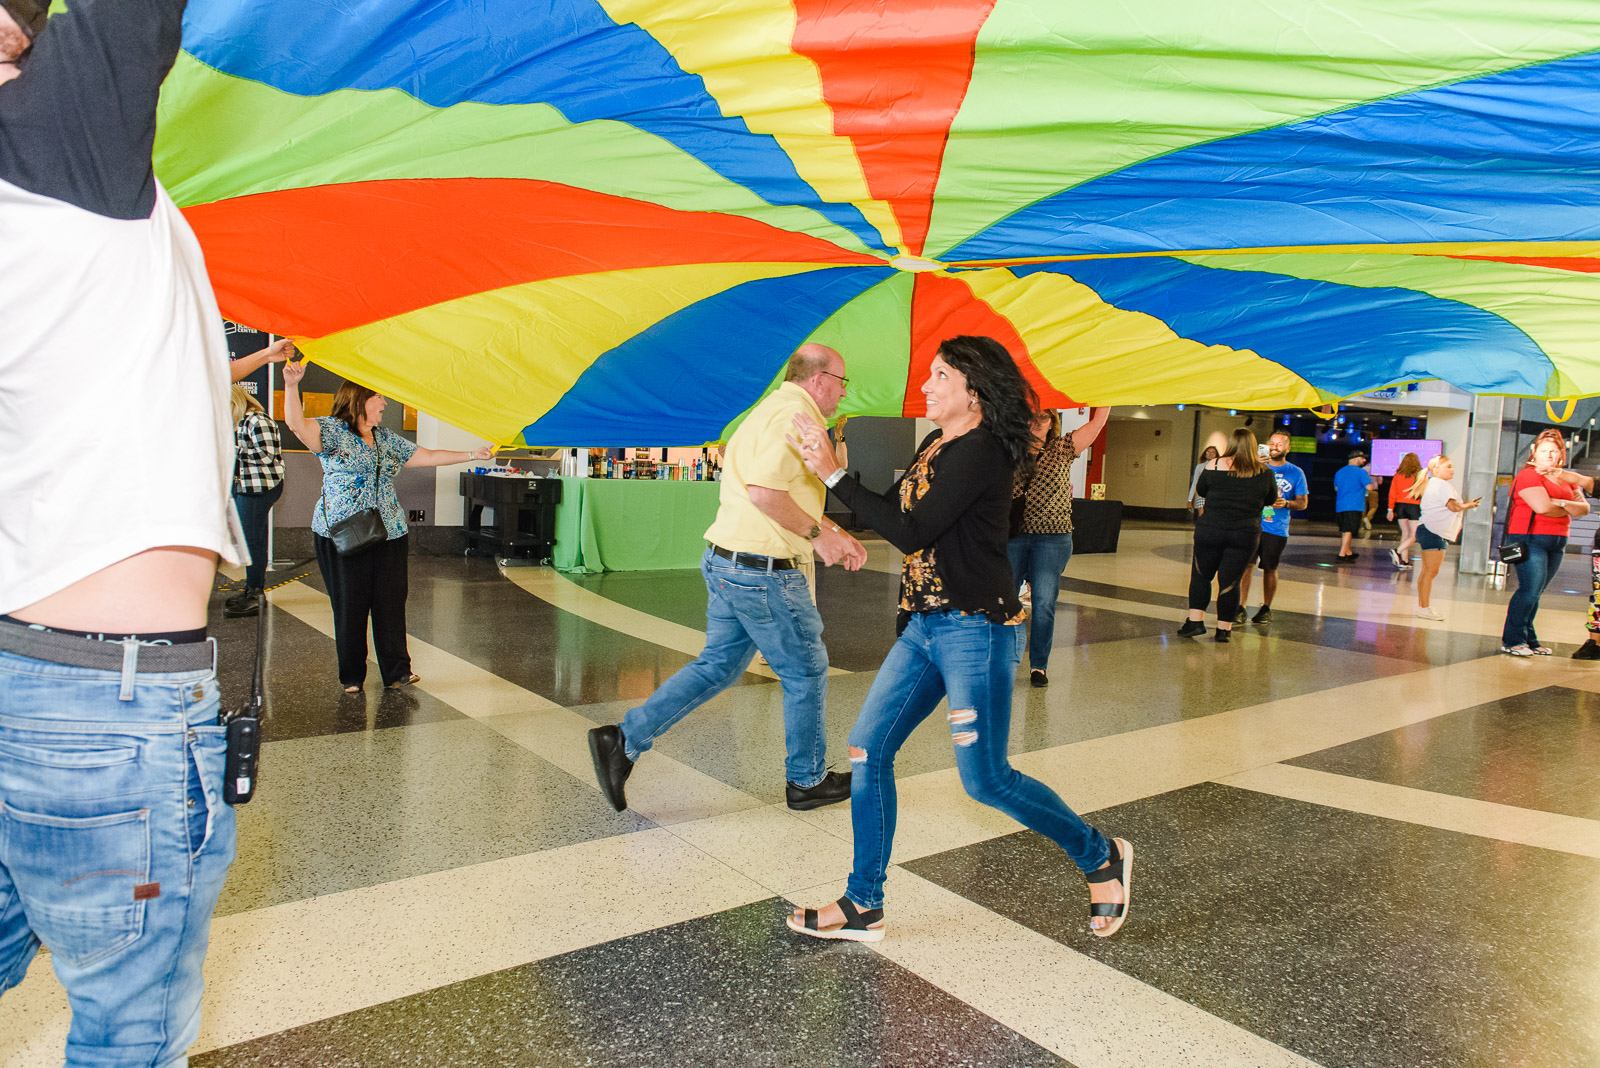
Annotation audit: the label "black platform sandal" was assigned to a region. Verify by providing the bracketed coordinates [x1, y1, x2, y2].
[786, 896, 885, 943]
[1085, 837, 1133, 939]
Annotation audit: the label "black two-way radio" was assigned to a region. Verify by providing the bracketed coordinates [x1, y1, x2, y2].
[220, 597, 265, 805]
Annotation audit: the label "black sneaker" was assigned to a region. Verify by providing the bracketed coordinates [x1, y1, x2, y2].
[1214, 628, 1231, 643]
[1177, 619, 1205, 637]
[1574, 640, 1600, 661]
[1030, 669, 1048, 688]
[1233, 607, 1247, 624]
[787, 770, 852, 811]
[587, 725, 635, 812]
[1252, 606, 1272, 624]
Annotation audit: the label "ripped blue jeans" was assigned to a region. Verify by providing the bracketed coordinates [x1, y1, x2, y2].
[844, 611, 1109, 910]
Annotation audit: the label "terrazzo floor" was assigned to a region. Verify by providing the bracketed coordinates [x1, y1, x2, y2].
[3, 525, 1597, 1068]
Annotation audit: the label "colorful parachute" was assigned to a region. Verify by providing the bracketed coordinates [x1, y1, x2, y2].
[157, 1, 1600, 445]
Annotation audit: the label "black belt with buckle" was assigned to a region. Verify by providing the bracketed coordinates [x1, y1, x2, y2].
[710, 544, 798, 571]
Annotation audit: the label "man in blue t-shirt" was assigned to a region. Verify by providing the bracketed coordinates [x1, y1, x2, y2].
[1238, 431, 1309, 624]
[1333, 451, 1372, 561]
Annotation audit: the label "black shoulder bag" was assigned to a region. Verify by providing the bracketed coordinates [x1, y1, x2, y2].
[1499, 493, 1534, 564]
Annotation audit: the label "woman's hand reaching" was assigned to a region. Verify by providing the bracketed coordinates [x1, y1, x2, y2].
[281, 359, 306, 387]
[787, 413, 841, 481]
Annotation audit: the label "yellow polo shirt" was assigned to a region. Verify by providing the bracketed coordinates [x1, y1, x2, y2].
[703, 382, 828, 562]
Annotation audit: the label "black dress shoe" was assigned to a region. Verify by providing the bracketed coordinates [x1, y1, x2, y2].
[1177, 619, 1205, 637]
[1574, 640, 1600, 661]
[787, 769, 851, 811]
[223, 590, 261, 618]
[1030, 669, 1048, 688]
[587, 725, 634, 812]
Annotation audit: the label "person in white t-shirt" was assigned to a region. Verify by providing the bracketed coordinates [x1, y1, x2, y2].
[1409, 455, 1480, 621]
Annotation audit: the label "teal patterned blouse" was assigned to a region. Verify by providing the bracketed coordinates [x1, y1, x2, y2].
[310, 417, 418, 541]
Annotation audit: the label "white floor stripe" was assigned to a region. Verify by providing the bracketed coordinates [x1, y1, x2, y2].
[1218, 763, 1600, 859]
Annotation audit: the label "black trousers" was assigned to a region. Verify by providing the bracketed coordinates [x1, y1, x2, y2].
[1190, 525, 1259, 619]
[314, 533, 411, 687]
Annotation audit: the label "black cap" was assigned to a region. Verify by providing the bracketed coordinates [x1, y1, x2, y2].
[1348, 450, 1367, 460]
[2, 0, 47, 39]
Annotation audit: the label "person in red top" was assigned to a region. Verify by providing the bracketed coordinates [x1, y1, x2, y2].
[1500, 430, 1590, 656]
[1386, 452, 1422, 566]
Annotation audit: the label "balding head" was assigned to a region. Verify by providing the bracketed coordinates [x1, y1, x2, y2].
[785, 343, 847, 417]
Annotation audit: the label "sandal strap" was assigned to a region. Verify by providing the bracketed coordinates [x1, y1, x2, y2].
[834, 896, 884, 929]
[1089, 901, 1126, 918]
[1084, 840, 1122, 884]
[803, 908, 819, 931]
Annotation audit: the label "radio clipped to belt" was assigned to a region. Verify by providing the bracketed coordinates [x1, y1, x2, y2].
[219, 598, 265, 804]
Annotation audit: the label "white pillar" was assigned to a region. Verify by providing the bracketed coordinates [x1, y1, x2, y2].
[1459, 396, 1503, 575]
[417, 413, 492, 526]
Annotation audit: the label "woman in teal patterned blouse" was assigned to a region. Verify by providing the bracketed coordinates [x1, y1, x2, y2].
[283, 360, 491, 692]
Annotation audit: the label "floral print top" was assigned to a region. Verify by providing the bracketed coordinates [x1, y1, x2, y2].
[309, 417, 418, 541]
[899, 439, 951, 614]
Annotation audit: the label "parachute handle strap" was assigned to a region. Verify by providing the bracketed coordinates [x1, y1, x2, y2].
[1547, 399, 1576, 423]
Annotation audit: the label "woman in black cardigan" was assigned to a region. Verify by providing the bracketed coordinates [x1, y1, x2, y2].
[784, 336, 1131, 943]
[1180, 427, 1279, 642]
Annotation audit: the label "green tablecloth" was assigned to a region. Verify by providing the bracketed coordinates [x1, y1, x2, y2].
[552, 477, 723, 573]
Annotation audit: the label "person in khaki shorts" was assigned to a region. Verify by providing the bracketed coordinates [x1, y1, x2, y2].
[588, 345, 866, 813]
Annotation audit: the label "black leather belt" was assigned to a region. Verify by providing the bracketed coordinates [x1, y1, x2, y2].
[710, 544, 798, 571]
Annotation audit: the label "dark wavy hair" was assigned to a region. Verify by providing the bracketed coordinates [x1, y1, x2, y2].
[935, 335, 1039, 476]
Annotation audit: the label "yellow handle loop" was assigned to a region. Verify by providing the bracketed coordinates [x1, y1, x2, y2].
[1547, 398, 1576, 422]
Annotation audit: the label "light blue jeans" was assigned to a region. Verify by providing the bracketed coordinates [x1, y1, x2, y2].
[621, 548, 829, 787]
[844, 611, 1109, 909]
[0, 647, 236, 1068]
[1006, 532, 1074, 670]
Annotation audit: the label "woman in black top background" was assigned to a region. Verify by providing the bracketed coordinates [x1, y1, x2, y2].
[1180, 428, 1279, 642]
[784, 336, 1132, 944]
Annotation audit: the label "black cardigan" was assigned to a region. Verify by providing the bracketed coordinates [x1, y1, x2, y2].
[832, 427, 1023, 630]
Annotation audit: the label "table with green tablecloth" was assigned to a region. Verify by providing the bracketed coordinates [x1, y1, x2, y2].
[551, 477, 723, 573]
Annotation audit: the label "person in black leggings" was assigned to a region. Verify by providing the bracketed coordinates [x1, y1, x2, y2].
[1178, 428, 1278, 643]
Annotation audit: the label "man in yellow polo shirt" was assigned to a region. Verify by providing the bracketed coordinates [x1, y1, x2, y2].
[589, 344, 865, 813]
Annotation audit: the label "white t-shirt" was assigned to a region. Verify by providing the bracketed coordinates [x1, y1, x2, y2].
[1418, 477, 1462, 540]
[0, 183, 242, 615]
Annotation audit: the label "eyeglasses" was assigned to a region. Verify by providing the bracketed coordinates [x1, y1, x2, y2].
[820, 371, 849, 388]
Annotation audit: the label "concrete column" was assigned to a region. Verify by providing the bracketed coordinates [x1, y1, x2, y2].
[1458, 395, 1503, 575]
[417, 413, 492, 526]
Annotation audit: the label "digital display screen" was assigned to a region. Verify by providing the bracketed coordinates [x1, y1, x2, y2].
[1369, 438, 1441, 477]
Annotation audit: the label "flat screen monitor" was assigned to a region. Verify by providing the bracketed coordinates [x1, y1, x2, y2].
[1369, 438, 1441, 477]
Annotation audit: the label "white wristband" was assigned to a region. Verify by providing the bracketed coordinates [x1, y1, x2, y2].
[823, 468, 845, 489]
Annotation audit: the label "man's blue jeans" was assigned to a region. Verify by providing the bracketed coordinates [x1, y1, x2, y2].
[1502, 533, 1569, 648]
[0, 646, 236, 1067]
[621, 548, 829, 788]
[1006, 532, 1074, 670]
[844, 611, 1109, 909]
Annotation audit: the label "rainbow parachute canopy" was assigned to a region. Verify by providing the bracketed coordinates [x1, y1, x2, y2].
[157, 0, 1600, 445]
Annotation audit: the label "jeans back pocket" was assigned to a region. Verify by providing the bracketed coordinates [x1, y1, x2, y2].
[1, 804, 150, 968]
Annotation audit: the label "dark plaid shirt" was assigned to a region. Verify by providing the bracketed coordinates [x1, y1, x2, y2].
[233, 411, 284, 494]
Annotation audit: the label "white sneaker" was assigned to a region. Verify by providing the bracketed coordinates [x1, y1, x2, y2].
[1414, 606, 1445, 621]
[1500, 643, 1534, 657]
